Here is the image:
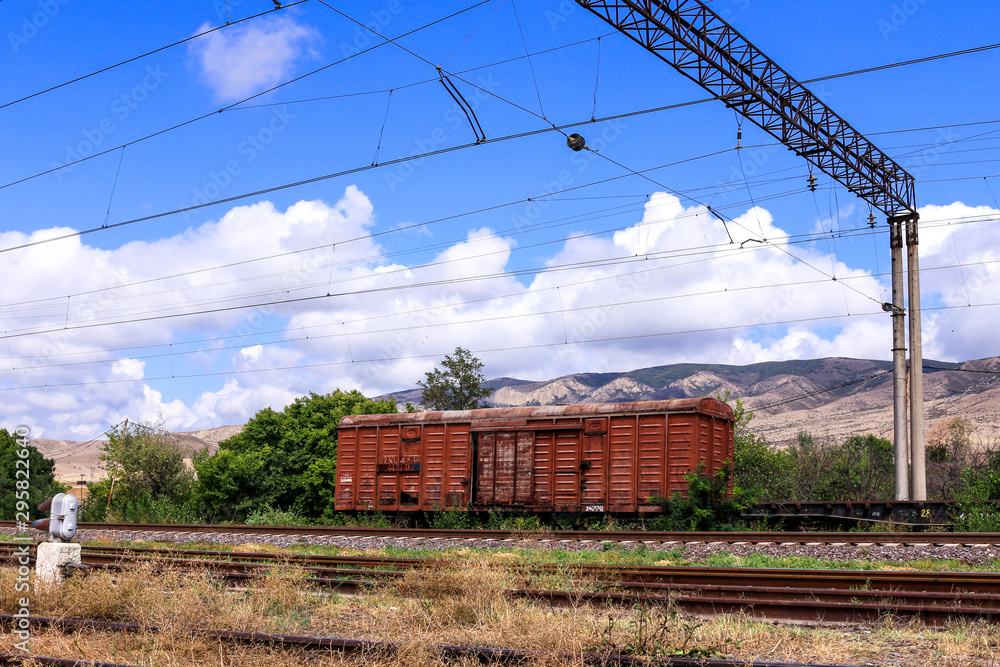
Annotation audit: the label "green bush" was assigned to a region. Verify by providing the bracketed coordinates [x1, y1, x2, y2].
[244, 505, 312, 527]
[485, 510, 542, 531]
[427, 505, 479, 529]
[650, 463, 743, 531]
[952, 468, 1000, 532]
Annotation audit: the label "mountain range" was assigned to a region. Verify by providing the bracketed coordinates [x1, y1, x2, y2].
[385, 356, 1000, 447]
[31, 357, 1000, 483]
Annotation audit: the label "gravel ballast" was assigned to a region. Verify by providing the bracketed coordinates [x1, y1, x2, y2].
[4, 526, 999, 565]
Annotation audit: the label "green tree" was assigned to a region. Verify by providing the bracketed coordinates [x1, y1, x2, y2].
[0, 428, 65, 522]
[825, 434, 895, 501]
[926, 417, 976, 500]
[194, 390, 396, 523]
[84, 420, 197, 523]
[729, 397, 793, 503]
[417, 347, 491, 410]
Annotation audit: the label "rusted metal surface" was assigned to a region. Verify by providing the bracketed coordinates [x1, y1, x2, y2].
[338, 398, 736, 425]
[0, 652, 140, 667]
[0, 615, 870, 666]
[8, 545, 1000, 627]
[335, 399, 735, 515]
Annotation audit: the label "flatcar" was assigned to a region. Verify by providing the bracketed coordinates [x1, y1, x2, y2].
[334, 398, 735, 518]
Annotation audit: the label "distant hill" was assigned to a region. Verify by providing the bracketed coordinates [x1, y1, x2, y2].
[33, 424, 243, 485]
[381, 356, 1000, 447]
[35, 356, 1000, 483]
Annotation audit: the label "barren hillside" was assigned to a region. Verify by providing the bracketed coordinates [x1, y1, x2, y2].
[34, 356, 1000, 483]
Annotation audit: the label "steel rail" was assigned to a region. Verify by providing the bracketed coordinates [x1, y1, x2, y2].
[3, 521, 999, 546]
[6, 546, 1000, 626]
[0, 653, 140, 667]
[0, 616, 875, 666]
[7, 543, 1000, 594]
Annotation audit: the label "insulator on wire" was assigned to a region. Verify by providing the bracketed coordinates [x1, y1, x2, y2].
[807, 172, 818, 192]
[868, 211, 877, 228]
[566, 133, 586, 152]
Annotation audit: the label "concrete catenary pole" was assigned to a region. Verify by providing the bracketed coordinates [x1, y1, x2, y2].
[889, 218, 909, 500]
[906, 214, 927, 500]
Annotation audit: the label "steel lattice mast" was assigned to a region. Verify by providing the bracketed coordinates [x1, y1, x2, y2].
[576, 0, 926, 499]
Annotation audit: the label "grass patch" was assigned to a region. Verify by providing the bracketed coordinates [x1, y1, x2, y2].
[6, 535, 999, 574]
[3, 553, 1000, 666]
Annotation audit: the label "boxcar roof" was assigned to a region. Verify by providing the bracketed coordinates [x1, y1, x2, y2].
[338, 398, 734, 427]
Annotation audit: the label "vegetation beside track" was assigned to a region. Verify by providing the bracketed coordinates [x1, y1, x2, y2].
[43, 391, 1000, 531]
[3, 550, 1000, 666]
[17, 535, 1000, 573]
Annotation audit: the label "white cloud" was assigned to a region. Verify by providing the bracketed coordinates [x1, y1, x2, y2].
[188, 15, 320, 102]
[240, 345, 263, 363]
[112, 358, 145, 380]
[3, 189, 997, 439]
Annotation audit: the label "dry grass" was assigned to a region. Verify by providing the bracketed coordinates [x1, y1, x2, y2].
[3, 553, 1000, 666]
[231, 543, 290, 555]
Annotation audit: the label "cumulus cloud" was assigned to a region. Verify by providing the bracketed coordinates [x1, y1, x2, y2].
[2, 187, 996, 439]
[240, 345, 264, 363]
[112, 358, 145, 380]
[188, 15, 320, 102]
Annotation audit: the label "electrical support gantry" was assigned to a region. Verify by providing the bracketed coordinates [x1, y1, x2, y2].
[576, 0, 926, 499]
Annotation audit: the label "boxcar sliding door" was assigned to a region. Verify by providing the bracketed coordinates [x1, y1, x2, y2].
[475, 431, 534, 505]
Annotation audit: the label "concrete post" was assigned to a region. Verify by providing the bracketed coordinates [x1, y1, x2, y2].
[889, 218, 909, 500]
[906, 214, 927, 501]
[36, 541, 82, 585]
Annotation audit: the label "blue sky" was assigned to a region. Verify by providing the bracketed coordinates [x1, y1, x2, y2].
[2, 0, 1000, 439]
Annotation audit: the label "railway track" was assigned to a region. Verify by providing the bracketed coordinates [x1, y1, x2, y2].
[5, 544, 999, 626]
[3, 520, 1000, 547]
[0, 617, 878, 667]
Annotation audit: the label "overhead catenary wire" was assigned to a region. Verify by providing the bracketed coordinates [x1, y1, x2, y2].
[7, 30, 1000, 312]
[9, 298, 1000, 394]
[510, 0, 547, 118]
[0, 0, 493, 196]
[3, 210, 996, 345]
[0, 1, 308, 110]
[0, 143, 745, 300]
[7, 233, 999, 379]
[3, 55, 998, 259]
[4, 33, 998, 202]
[2, 183, 995, 327]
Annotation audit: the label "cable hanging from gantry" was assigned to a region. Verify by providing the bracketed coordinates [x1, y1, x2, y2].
[511, 0, 547, 119]
[592, 36, 602, 121]
[102, 147, 126, 229]
[437, 68, 486, 144]
[371, 90, 393, 166]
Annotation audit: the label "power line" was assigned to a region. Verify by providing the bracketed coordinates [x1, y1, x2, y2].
[799, 40, 1000, 84]
[11, 295, 1000, 394]
[0, 145, 737, 312]
[0, 1, 308, 110]
[3, 199, 995, 334]
[5, 212, 999, 356]
[0, 1, 492, 197]
[0, 310, 892, 392]
[752, 370, 894, 411]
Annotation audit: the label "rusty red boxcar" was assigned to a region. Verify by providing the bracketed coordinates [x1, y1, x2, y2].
[334, 398, 734, 516]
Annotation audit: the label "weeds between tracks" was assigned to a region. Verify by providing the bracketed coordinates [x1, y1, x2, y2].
[3, 551, 1000, 666]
